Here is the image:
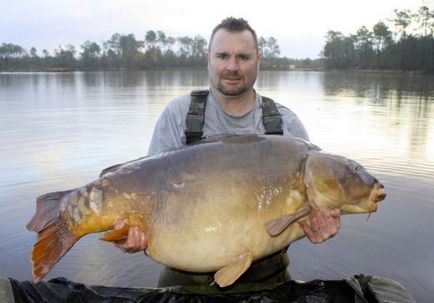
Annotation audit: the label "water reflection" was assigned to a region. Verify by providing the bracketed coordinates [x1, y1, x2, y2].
[78, 70, 210, 89]
[143, 70, 208, 88]
[0, 71, 433, 302]
[321, 71, 434, 97]
[256, 71, 434, 183]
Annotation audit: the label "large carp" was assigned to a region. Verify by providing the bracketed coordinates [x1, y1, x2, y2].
[27, 135, 386, 287]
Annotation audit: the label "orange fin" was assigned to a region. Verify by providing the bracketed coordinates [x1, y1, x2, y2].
[265, 206, 311, 237]
[213, 252, 253, 287]
[31, 218, 79, 283]
[26, 190, 73, 232]
[100, 223, 130, 242]
[27, 190, 79, 283]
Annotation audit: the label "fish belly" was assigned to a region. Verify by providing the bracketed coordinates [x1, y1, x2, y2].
[146, 184, 306, 272]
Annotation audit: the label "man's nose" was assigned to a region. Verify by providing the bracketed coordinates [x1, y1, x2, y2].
[226, 57, 239, 71]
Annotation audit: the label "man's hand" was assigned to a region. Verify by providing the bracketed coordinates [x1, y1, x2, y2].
[113, 219, 148, 253]
[298, 203, 340, 244]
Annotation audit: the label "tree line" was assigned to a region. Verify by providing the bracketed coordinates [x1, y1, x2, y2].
[3, 6, 433, 74]
[322, 6, 434, 73]
[0, 31, 307, 71]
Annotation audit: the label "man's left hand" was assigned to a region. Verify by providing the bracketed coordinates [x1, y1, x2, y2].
[298, 202, 340, 243]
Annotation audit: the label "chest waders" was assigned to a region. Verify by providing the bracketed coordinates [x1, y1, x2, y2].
[185, 89, 283, 144]
[157, 90, 289, 288]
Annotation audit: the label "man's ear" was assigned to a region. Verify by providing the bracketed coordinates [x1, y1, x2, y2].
[205, 52, 210, 69]
[257, 53, 262, 69]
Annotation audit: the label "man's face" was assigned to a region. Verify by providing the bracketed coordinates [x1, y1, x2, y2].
[207, 29, 261, 97]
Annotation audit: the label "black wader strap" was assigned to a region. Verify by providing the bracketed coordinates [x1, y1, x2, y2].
[261, 96, 283, 135]
[185, 89, 209, 144]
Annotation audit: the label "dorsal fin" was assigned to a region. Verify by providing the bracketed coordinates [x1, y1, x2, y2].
[99, 163, 124, 177]
[99, 156, 148, 177]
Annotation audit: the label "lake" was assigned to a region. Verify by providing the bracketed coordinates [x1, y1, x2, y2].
[1, 70, 433, 302]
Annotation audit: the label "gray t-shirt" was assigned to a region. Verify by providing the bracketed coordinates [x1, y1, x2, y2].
[148, 90, 309, 155]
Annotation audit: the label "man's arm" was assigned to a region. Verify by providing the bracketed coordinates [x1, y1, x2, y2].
[276, 104, 309, 141]
[147, 95, 190, 155]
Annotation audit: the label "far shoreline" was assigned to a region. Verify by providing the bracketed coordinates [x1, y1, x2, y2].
[1, 67, 432, 75]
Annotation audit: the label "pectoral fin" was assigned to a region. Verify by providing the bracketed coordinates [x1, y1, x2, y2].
[100, 223, 130, 242]
[265, 206, 311, 237]
[213, 252, 253, 287]
[100, 214, 144, 242]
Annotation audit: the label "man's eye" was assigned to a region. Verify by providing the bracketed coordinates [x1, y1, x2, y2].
[239, 55, 249, 60]
[217, 54, 228, 59]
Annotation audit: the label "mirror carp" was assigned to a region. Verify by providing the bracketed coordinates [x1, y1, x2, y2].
[27, 135, 386, 287]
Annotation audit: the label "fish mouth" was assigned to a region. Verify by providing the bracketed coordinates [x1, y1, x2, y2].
[340, 182, 386, 215]
[355, 182, 386, 214]
[369, 182, 387, 203]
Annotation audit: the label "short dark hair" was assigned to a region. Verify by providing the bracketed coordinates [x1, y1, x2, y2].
[209, 17, 258, 53]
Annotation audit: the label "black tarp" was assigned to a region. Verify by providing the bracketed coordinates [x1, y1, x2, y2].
[5, 274, 415, 303]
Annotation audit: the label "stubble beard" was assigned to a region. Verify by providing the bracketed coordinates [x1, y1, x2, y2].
[217, 83, 247, 96]
[217, 72, 247, 97]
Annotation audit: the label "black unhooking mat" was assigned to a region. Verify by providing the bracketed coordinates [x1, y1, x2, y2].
[4, 274, 415, 303]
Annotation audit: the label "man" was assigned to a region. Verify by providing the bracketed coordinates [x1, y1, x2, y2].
[114, 17, 340, 287]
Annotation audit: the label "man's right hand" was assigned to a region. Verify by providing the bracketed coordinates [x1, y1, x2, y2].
[113, 219, 148, 253]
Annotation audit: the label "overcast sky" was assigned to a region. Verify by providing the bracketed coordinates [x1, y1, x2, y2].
[1, 0, 431, 58]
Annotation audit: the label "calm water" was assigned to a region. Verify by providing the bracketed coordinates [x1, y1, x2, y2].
[1, 70, 433, 302]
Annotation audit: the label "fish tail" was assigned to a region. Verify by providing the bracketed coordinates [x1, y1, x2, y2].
[26, 190, 73, 232]
[26, 190, 78, 283]
[31, 217, 79, 283]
